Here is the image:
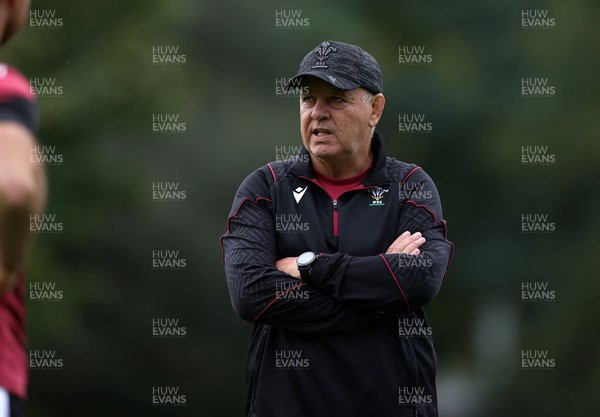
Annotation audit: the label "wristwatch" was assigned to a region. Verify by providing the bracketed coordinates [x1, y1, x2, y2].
[297, 251, 317, 281]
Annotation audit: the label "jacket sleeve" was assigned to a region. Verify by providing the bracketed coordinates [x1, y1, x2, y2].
[305, 168, 454, 312]
[221, 167, 374, 334]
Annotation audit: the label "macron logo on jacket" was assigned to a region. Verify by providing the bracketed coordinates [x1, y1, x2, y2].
[293, 186, 308, 203]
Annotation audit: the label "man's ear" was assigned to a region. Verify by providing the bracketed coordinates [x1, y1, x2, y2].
[368, 93, 385, 128]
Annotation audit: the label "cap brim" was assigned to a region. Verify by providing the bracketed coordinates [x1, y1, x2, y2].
[286, 70, 361, 92]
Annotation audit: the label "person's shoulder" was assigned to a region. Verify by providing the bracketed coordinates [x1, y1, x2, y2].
[236, 162, 280, 197]
[264, 157, 301, 182]
[0, 63, 34, 102]
[236, 158, 299, 199]
[387, 158, 441, 190]
[385, 156, 422, 182]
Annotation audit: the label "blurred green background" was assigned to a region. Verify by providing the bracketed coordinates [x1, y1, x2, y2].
[3, 0, 599, 415]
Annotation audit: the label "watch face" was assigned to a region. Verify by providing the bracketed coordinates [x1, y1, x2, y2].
[298, 251, 316, 267]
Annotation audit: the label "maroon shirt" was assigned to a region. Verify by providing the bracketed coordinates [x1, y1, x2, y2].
[314, 165, 371, 200]
[0, 63, 36, 399]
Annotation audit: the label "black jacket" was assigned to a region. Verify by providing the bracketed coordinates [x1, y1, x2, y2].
[222, 132, 454, 417]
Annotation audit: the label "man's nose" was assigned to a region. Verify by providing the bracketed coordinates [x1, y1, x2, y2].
[311, 98, 330, 119]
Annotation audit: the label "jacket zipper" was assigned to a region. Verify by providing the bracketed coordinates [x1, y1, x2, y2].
[332, 199, 338, 237]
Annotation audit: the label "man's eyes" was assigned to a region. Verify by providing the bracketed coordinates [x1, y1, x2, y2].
[300, 96, 346, 104]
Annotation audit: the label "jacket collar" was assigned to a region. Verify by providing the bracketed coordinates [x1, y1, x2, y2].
[288, 130, 390, 186]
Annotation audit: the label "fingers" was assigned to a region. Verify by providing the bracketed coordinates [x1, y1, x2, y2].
[386, 231, 411, 252]
[401, 235, 425, 255]
[386, 231, 426, 254]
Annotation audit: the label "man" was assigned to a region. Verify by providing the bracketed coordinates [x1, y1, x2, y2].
[222, 40, 453, 417]
[0, 1, 46, 416]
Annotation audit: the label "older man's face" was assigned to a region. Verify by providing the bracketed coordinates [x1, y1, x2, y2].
[300, 77, 377, 166]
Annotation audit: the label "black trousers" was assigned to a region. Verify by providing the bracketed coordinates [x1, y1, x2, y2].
[9, 395, 25, 417]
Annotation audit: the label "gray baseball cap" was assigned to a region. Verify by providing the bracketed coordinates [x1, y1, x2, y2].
[288, 40, 383, 94]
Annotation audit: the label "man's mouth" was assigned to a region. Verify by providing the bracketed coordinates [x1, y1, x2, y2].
[311, 128, 333, 137]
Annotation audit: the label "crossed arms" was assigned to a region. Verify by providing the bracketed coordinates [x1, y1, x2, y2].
[221, 168, 453, 334]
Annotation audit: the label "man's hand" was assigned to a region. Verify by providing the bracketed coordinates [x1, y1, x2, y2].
[385, 231, 425, 255]
[275, 257, 300, 279]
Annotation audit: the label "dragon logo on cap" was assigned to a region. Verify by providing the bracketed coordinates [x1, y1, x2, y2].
[312, 41, 337, 69]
